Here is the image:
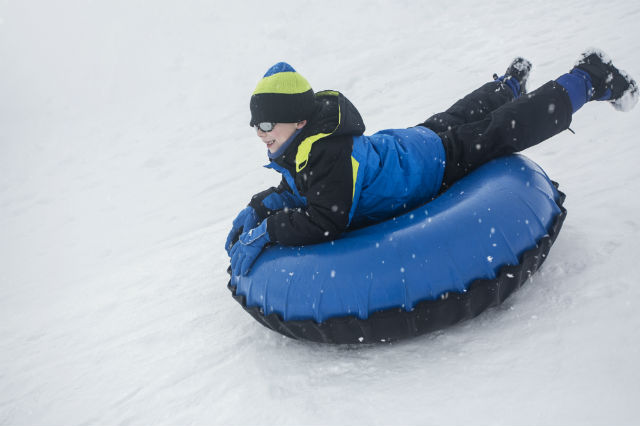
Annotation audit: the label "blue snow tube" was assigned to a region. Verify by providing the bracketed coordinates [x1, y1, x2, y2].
[228, 154, 566, 343]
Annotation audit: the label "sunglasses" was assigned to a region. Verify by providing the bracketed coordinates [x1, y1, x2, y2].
[253, 122, 276, 132]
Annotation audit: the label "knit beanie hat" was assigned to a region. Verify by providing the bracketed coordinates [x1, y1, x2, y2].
[250, 62, 315, 126]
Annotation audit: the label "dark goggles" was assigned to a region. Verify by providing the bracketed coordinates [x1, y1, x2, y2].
[253, 122, 276, 132]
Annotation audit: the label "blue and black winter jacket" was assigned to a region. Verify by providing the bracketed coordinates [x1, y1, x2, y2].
[249, 90, 445, 246]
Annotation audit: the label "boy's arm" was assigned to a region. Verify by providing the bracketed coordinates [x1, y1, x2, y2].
[248, 179, 304, 220]
[226, 180, 296, 255]
[265, 148, 353, 246]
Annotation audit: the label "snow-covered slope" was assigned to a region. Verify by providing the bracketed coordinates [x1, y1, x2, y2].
[1, 1, 639, 425]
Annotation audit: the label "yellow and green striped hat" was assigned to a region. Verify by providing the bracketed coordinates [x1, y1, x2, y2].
[250, 62, 316, 126]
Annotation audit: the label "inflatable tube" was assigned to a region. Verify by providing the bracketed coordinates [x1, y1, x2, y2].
[227, 154, 566, 344]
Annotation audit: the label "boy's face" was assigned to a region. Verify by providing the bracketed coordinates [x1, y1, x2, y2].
[257, 121, 307, 153]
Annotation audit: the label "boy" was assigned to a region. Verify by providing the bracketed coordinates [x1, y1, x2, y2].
[227, 50, 638, 276]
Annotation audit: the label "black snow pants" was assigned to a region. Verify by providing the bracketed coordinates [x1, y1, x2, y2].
[418, 80, 574, 189]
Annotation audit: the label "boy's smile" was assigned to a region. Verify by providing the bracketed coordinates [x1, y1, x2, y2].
[257, 121, 307, 153]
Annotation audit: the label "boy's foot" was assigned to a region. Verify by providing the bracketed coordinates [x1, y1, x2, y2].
[505, 57, 533, 94]
[574, 48, 638, 111]
[494, 57, 533, 97]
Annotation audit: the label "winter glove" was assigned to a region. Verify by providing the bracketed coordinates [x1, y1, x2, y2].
[225, 206, 259, 255]
[229, 220, 270, 276]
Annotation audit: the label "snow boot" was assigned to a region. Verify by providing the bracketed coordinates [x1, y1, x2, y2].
[573, 49, 638, 111]
[493, 57, 532, 97]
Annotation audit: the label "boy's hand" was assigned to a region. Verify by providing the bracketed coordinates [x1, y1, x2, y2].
[225, 206, 259, 255]
[230, 221, 270, 276]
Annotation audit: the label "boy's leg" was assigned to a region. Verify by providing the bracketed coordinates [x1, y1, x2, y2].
[419, 58, 532, 133]
[438, 80, 572, 188]
[439, 49, 638, 188]
[419, 82, 512, 133]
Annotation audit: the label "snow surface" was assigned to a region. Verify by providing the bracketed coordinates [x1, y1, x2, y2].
[2, 0, 640, 425]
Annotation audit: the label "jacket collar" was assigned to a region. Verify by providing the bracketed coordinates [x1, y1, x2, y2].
[269, 90, 366, 172]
